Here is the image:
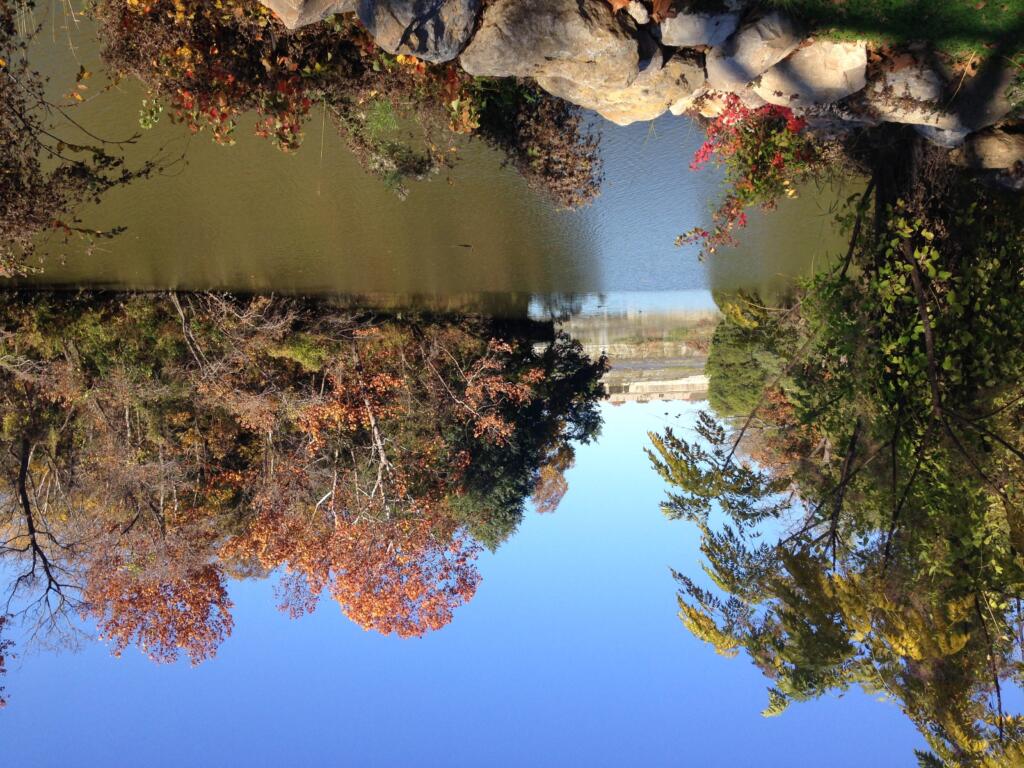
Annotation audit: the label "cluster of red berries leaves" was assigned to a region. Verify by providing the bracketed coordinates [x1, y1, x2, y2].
[679, 93, 816, 258]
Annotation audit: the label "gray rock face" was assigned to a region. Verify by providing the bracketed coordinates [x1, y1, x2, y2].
[953, 128, 1024, 169]
[863, 59, 1016, 133]
[658, 12, 739, 48]
[358, 0, 481, 63]
[802, 114, 868, 139]
[950, 60, 1018, 132]
[706, 10, 804, 90]
[692, 86, 767, 117]
[460, 0, 640, 91]
[880, 63, 947, 102]
[260, 0, 355, 29]
[754, 40, 866, 107]
[864, 62, 966, 130]
[915, 124, 971, 148]
[538, 49, 706, 125]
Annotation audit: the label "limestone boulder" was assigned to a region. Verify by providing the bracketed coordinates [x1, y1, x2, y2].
[260, 0, 355, 29]
[863, 62, 956, 128]
[915, 124, 971, 148]
[693, 86, 766, 118]
[538, 49, 705, 125]
[358, 0, 481, 63]
[754, 40, 866, 107]
[878, 62, 946, 102]
[460, 0, 640, 91]
[950, 61, 1019, 131]
[953, 128, 1024, 169]
[626, 0, 649, 26]
[658, 12, 739, 48]
[802, 114, 865, 139]
[863, 58, 1016, 133]
[705, 10, 804, 90]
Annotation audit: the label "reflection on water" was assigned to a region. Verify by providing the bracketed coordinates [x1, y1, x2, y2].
[2, 1, 844, 299]
[651, 143, 1024, 766]
[3, 0, 1024, 765]
[0, 294, 604, 670]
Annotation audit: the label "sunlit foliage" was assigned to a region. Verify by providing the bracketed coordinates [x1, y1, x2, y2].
[653, 130, 1024, 767]
[0, 293, 606, 701]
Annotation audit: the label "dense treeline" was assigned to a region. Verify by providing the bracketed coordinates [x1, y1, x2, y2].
[0, 293, 606, 704]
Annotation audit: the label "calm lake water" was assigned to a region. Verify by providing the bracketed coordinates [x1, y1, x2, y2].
[2, 5, 1021, 768]
[8, 11, 850, 304]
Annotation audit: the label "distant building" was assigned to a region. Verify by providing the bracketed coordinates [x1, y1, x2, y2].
[606, 375, 709, 404]
[551, 305, 718, 405]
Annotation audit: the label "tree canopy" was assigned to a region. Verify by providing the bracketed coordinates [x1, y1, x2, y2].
[0, 292, 606, 702]
[651, 130, 1024, 767]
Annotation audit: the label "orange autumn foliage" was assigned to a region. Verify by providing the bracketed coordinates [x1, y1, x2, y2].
[298, 367, 405, 452]
[84, 559, 234, 664]
[531, 444, 576, 514]
[0, 294, 606, 707]
[222, 506, 480, 638]
[464, 341, 544, 444]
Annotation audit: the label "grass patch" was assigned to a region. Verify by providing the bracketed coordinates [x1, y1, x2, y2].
[763, 0, 1024, 58]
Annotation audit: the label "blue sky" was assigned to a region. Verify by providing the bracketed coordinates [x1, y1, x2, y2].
[0, 402, 924, 767]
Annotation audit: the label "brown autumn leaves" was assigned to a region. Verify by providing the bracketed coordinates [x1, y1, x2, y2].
[0, 294, 606, 696]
